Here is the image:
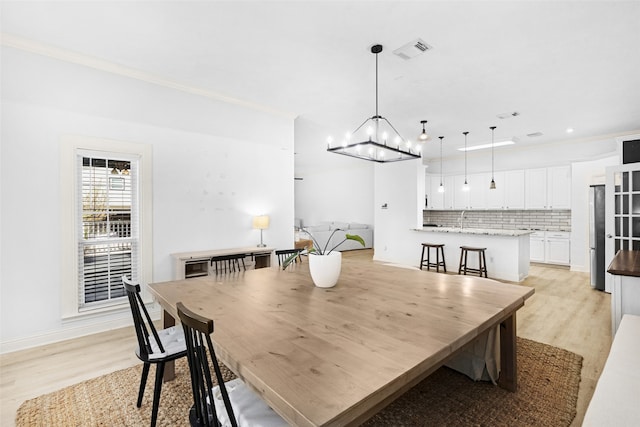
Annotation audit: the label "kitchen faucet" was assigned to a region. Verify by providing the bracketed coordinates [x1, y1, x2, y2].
[459, 210, 466, 229]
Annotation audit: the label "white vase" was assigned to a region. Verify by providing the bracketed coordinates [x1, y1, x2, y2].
[308, 252, 342, 288]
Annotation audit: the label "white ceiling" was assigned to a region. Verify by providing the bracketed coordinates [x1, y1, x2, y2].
[2, 1, 640, 161]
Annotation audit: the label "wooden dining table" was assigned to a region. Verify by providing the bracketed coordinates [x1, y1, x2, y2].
[148, 258, 534, 427]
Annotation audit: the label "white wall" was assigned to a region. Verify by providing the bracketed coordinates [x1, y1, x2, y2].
[294, 117, 374, 227]
[373, 160, 424, 264]
[570, 155, 620, 273]
[1, 46, 294, 352]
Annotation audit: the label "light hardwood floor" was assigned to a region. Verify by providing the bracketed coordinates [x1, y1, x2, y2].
[0, 251, 610, 426]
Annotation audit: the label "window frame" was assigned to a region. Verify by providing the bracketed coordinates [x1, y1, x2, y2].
[61, 135, 153, 319]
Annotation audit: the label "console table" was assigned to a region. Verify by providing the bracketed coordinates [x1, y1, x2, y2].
[171, 246, 275, 280]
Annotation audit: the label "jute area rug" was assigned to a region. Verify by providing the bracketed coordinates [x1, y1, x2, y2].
[16, 337, 582, 427]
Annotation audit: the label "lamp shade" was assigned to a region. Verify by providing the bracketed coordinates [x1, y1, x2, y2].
[252, 215, 270, 230]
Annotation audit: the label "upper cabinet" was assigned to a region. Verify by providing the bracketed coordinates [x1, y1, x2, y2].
[525, 166, 571, 209]
[486, 171, 506, 209]
[443, 175, 456, 209]
[453, 175, 469, 209]
[547, 166, 571, 209]
[467, 173, 487, 209]
[425, 166, 570, 211]
[427, 175, 444, 209]
[504, 170, 525, 209]
[525, 168, 548, 209]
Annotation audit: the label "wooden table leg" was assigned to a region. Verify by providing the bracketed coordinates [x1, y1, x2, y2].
[498, 313, 517, 392]
[162, 309, 176, 382]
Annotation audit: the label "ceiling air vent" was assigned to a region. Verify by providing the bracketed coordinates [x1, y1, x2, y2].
[497, 111, 520, 119]
[527, 132, 544, 138]
[393, 38, 432, 60]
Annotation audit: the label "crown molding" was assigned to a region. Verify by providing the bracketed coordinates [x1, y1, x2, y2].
[1, 32, 297, 120]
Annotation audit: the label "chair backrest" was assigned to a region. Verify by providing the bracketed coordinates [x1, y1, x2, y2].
[275, 249, 303, 267]
[177, 302, 237, 427]
[210, 254, 246, 275]
[123, 275, 165, 360]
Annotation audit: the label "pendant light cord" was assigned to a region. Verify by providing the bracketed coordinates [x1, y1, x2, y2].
[439, 136, 444, 185]
[491, 126, 496, 180]
[463, 131, 469, 184]
[375, 50, 379, 119]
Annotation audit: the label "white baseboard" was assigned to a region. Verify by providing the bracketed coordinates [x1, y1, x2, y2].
[570, 263, 589, 273]
[0, 306, 160, 355]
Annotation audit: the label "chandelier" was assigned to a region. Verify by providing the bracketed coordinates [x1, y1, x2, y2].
[326, 44, 422, 163]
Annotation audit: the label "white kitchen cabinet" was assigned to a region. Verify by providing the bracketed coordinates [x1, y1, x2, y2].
[454, 175, 469, 209]
[485, 171, 505, 209]
[525, 166, 571, 210]
[504, 169, 525, 209]
[530, 231, 570, 265]
[467, 173, 486, 209]
[529, 231, 545, 262]
[428, 175, 444, 209]
[548, 166, 571, 209]
[426, 166, 570, 211]
[525, 168, 548, 209]
[545, 231, 571, 265]
[443, 175, 455, 209]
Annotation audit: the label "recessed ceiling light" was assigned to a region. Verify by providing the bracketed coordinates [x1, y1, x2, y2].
[458, 140, 516, 152]
[566, 128, 574, 133]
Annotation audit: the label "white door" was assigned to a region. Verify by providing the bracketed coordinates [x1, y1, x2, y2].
[605, 164, 640, 293]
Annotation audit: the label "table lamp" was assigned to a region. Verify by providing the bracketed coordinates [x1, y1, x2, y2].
[253, 215, 270, 247]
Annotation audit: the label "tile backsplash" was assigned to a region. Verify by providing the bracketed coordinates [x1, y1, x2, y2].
[423, 209, 571, 231]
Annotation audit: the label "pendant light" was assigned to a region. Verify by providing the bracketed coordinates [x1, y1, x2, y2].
[462, 131, 469, 191]
[418, 120, 430, 142]
[438, 136, 445, 193]
[326, 44, 421, 163]
[489, 126, 497, 189]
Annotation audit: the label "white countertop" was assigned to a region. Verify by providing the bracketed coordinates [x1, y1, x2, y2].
[413, 227, 533, 237]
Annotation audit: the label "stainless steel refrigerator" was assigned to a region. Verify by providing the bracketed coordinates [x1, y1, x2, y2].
[589, 185, 606, 291]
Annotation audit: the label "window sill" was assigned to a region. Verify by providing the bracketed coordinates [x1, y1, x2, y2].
[62, 296, 158, 323]
[62, 302, 130, 323]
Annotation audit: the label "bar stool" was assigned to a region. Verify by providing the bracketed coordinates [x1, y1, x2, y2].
[420, 243, 447, 273]
[458, 246, 488, 277]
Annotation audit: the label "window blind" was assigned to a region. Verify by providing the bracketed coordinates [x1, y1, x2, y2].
[77, 153, 139, 308]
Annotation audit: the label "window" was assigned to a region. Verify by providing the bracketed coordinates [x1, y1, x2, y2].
[61, 136, 152, 318]
[78, 155, 138, 308]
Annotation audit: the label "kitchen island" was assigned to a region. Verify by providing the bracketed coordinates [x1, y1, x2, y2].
[412, 227, 532, 282]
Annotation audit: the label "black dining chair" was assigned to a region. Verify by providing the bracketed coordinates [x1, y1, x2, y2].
[275, 249, 303, 267]
[123, 275, 187, 427]
[210, 254, 246, 275]
[177, 302, 287, 427]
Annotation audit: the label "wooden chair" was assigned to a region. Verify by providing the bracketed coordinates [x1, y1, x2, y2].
[177, 302, 288, 427]
[275, 248, 303, 267]
[210, 254, 246, 275]
[123, 275, 187, 427]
